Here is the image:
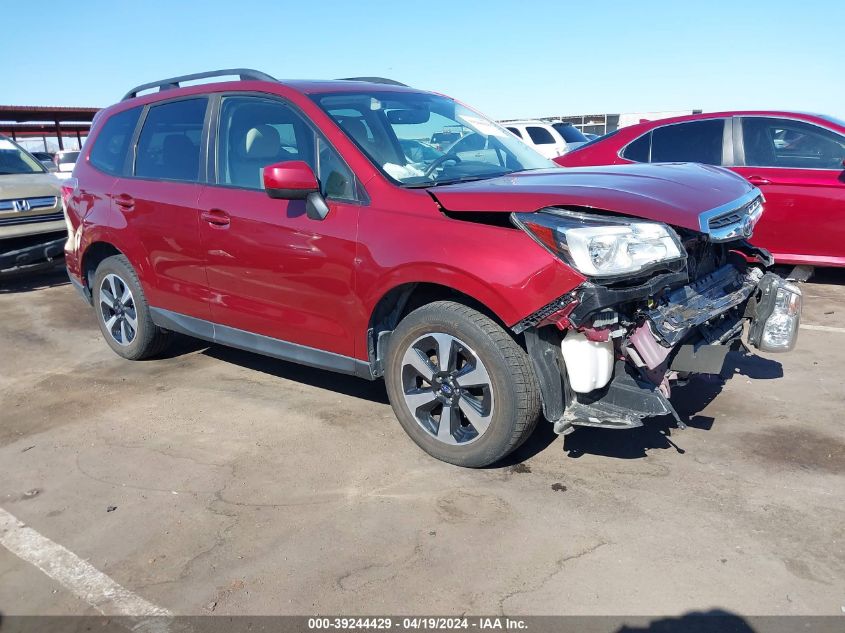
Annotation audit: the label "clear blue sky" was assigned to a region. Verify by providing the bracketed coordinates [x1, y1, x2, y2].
[3, 0, 842, 120]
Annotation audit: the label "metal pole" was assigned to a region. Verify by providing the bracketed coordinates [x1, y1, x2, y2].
[55, 120, 64, 150]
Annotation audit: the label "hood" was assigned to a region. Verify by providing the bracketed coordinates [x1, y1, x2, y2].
[0, 172, 62, 200]
[428, 163, 754, 231]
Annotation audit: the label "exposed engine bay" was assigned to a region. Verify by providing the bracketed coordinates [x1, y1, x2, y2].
[518, 233, 803, 434]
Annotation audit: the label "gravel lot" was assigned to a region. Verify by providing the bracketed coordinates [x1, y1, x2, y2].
[1, 267, 843, 617]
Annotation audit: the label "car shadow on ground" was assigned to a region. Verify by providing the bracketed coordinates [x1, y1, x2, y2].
[0, 265, 68, 293]
[725, 348, 783, 379]
[807, 266, 845, 286]
[201, 343, 390, 404]
[614, 609, 756, 632]
[165, 339, 784, 464]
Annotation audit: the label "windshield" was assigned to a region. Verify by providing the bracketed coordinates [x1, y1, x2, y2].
[313, 91, 554, 186]
[551, 123, 588, 143]
[0, 138, 46, 175]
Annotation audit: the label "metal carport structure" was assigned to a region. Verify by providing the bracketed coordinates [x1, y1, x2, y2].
[0, 105, 100, 152]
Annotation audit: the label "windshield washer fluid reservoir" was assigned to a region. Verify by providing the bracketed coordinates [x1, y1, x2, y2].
[560, 331, 614, 393]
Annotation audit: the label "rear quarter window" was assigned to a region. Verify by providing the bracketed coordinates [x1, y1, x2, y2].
[89, 107, 142, 175]
[622, 132, 651, 162]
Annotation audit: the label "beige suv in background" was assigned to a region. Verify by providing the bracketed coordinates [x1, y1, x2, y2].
[0, 135, 66, 274]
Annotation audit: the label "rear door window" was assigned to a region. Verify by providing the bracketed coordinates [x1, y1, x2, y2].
[135, 98, 207, 182]
[89, 107, 142, 175]
[742, 117, 845, 169]
[649, 119, 724, 165]
[526, 126, 555, 145]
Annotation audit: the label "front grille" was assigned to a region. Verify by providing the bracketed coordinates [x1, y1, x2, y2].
[699, 193, 763, 242]
[708, 211, 743, 229]
[0, 196, 58, 212]
[0, 211, 64, 227]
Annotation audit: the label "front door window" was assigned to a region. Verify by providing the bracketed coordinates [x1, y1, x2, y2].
[216, 96, 357, 200]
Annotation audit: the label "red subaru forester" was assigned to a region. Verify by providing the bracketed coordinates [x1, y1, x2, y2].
[64, 70, 802, 467]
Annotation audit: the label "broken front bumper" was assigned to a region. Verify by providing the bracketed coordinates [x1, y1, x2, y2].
[547, 264, 802, 432]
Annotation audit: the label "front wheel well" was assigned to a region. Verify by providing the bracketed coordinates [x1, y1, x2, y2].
[367, 282, 517, 376]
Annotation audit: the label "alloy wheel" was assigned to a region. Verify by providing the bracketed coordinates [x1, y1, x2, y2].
[99, 273, 137, 346]
[400, 333, 494, 445]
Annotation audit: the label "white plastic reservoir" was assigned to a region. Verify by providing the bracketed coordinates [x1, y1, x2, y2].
[560, 330, 614, 393]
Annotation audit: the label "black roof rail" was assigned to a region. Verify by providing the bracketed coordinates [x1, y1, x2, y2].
[337, 77, 408, 87]
[122, 68, 277, 101]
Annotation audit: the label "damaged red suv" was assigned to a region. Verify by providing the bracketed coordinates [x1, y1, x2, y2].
[64, 69, 802, 467]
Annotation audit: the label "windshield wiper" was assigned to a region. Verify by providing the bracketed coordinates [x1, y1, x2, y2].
[404, 172, 514, 189]
[435, 172, 513, 186]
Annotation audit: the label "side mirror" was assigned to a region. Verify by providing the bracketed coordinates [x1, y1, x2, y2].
[263, 160, 329, 221]
[264, 160, 319, 200]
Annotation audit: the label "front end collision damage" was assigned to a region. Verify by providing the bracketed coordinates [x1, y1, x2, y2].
[520, 253, 802, 435]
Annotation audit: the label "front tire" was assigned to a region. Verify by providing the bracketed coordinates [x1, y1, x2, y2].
[92, 255, 170, 360]
[384, 301, 541, 467]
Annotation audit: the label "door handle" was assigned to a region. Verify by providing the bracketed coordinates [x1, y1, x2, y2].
[746, 175, 773, 186]
[201, 209, 230, 227]
[114, 193, 135, 212]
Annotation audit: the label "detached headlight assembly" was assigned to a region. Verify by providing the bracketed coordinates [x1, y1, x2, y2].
[748, 274, 802, 353]
[513, 209, 686, 279]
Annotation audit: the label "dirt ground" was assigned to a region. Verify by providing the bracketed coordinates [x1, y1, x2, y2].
[0, 267, 843, 617]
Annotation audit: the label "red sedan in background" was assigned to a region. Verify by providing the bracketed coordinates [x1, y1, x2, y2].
[555, 112, 845, 267]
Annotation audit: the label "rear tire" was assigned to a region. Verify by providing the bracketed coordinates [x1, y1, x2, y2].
[384, 301, 541, 467]
[92, 255, 170, 360]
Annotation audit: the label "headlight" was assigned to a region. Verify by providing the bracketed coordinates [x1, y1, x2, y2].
[748, 274, 802, 353]
[512, 209, 686, 278]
